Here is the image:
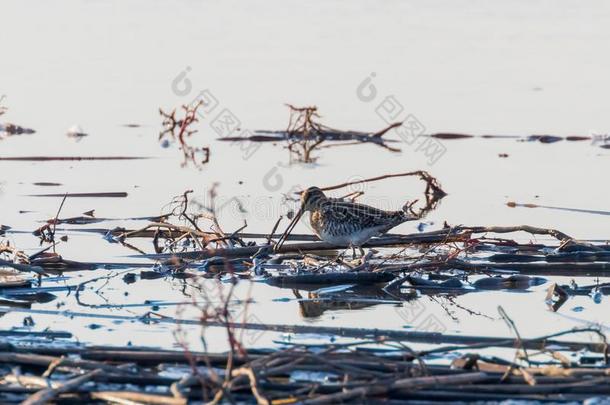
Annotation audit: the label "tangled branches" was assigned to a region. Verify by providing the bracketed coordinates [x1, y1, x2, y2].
[285, 104, 326, 163]
[116, 188, 247, 256]
[406, 171, 447, 219]
[283, 104, 406, 163]
[0, 240, 29, 265]
[159, 101, 210, 168]
[0, 96, 36, 138]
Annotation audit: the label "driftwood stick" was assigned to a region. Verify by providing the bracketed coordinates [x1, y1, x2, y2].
[132, 229, 465, 260]
[121, 222, 209, 239]
[0, 259, 47, 276]
[424, 378, 610, 394]
[314, 170, 445, 197]
[49, 193, 68, 249]
[66, 227, 322, 241]
[449, 258, 610, 276]
[458, 225, 572, 242]
[0, 352, 132, 374]
[21, 368, 102, 405]
[0, 156, 147, 161]
[303, 372, 490, 404]
[266, 216, 283, 245]
[84, 224, 579, 249]
[231, 367, 270, 405]
[3, 374, 58, 389]
[371, 122, 403, 137]
[91, 391, 187, 405]
[452, 357, 610, 378]
[81, 349, 257, 366]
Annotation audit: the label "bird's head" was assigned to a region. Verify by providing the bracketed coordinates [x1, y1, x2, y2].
[274, 186, 327, 252]
[300, 186, 326, 212]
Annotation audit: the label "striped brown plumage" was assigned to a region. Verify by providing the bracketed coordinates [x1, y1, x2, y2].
[276, 186, 416, 255]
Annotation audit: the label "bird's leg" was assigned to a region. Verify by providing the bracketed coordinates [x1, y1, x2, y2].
[358, 247, 365, 257]
[351, 245, 357, 259]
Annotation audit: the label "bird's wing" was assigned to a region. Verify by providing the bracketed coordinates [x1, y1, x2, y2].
[321, 199, 407, 228]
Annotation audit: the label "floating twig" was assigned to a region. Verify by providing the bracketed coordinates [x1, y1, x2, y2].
[0, 156, 147, 161]
[27, 192, 128, 198]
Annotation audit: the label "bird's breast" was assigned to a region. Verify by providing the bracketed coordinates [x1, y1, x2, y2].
[309, 210, 378, 245]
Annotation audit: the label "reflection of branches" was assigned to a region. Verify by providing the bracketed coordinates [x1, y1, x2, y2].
[403, 171, 446, 220]
[284, 104, 403, 163]
[159, 101, 210, 168]
[430, 295, 496, 322]
[118, 187, 247, 259]
[285, 104, 325, 163]
[74, 271, 129, 308]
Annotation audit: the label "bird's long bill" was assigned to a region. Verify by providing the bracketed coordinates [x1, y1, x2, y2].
[274, 205, 304, 252]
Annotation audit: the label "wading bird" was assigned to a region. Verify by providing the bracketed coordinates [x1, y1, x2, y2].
[275, 186, 417, 257]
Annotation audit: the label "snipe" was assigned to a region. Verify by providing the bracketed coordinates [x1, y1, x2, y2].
[275, 186, 416, 256]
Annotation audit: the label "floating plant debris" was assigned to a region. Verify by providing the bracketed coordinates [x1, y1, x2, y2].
[507, 201, 610, 216]
[0, 123, 36, 136]
[27, 192, 128, 198]
[0, 156, 148, 161]
[32, 182, 63, 187]
[66, 124, 88, 140]
[159, 100, 210, 168]
[421, 132, 609, 149]
[222, 104, 403, 163]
